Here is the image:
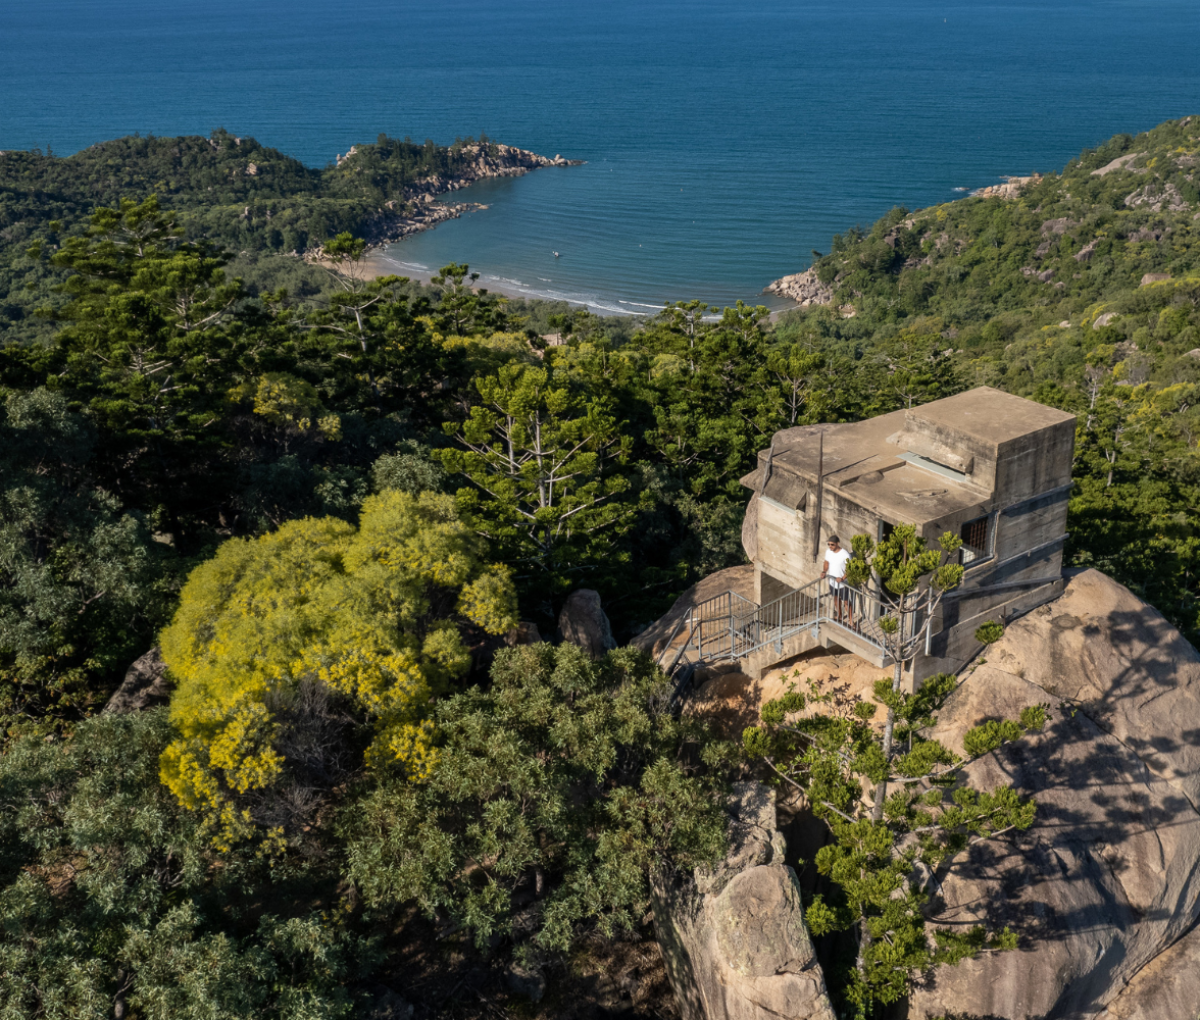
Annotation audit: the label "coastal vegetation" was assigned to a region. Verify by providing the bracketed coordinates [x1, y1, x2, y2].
[2, 116, 1200, 1016]
[782, 115, 1200, 646]
[0, 130, 562, 343]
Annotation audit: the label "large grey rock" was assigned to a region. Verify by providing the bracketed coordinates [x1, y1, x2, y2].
[764, 268, 834, 308]
[631, 565, 755, 661]
[103, 647, 172, 714]
[906, 568, 1200, 1020]
[989, 567, 1200, 811]
[1095, 921, 1200, 1020]
[651, 783, 836, 1020]
[557, 589, 616, 659]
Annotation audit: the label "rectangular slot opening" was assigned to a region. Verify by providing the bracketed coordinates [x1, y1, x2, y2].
[960, 515, 989, 565]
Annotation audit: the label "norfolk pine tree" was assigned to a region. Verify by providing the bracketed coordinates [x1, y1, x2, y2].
[440, 362, 649, 594]
[744, 526, 1046, 1013]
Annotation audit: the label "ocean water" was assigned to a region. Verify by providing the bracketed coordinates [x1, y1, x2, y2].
[3, 0, 1200, 312]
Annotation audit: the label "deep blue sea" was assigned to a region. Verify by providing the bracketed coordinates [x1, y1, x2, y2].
[3, 0, 1200, 312]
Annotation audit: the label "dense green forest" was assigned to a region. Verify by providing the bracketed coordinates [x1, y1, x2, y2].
[798, 115, 1200, 640]
[1, 117, 1199, 1018]
[0, 129, 539, 341]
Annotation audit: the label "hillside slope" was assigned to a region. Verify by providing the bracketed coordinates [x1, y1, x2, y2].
[769, 115, 1200, 646]
[0, 130, 575, 338]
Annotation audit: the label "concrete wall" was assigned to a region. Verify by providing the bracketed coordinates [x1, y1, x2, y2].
[994, 418, 1075, 506]
[755, 497, 809, 590]
[754, 490, 882, 591]
[743, 395, 1075, 691]
[908, 578, 1065, 684]
[899, 418, 1001, 493]
[756, 565, 795, 606]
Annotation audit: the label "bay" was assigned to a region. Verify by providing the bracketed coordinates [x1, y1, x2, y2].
[3, 0, 1200, 310]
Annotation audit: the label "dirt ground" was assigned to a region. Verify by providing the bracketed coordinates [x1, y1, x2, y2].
[683, 645, 895, 739]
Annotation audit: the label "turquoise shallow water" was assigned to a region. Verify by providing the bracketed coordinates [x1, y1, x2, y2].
[3, 0, 1200, 311]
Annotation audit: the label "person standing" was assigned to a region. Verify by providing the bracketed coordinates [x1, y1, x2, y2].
[821, 534, 854, 627]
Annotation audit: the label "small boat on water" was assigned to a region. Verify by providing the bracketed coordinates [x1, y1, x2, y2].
[553, 251, 560, 257]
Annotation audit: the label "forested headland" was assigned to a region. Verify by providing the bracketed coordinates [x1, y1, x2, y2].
[1, 117, 1199, 1018]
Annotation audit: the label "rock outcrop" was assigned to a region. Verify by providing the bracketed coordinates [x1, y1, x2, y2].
[1125, 182, 1188, 213]
[1095, 922, 1200, 1020]
[1090, 152, 1145, 177]
[103, 647, 172, 714]
[971, 173, 1042, 199]
[764, 268, 834, 308]
[651, 783, 836, 1020]
[557, 589, 616, 659]
[504, 621, 544, 647]
[327, 142, 582, 249]
[630, 565, 755, 662]
[907, 567, 1200, 1020]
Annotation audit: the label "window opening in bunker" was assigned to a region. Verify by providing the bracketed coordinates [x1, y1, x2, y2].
[960, 515, 989, 565]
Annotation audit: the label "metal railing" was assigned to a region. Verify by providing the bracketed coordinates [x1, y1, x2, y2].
[658, 576, 895, 683]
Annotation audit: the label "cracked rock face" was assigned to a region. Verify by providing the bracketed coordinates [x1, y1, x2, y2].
[651, 784, 836, 1020]
[908, 568, 1200, 1020]
[103, 647, 172, 714]
[764, 268, 835, 308]
[557, 589, 617, 660]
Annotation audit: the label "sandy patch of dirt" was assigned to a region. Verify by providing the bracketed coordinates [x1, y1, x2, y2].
[684, 646, 894, 739]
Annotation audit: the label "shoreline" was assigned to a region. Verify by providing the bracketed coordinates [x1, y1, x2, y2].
[304, 139, 580, 256]
[764, 172, 1044, 311]
[338, 249, 801, 319]
[319, 141, 584, 254]
[313, 141, 806, 319]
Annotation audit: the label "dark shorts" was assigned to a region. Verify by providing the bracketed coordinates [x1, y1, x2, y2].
[830, 583, 850, 602]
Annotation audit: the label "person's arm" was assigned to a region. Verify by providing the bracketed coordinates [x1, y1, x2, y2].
[821, 555, 830, 578]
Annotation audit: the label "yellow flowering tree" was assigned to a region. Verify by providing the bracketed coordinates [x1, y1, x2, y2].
[159, 490, 517, 849]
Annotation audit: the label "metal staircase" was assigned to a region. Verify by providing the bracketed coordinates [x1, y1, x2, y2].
[658, 577, 894, 704]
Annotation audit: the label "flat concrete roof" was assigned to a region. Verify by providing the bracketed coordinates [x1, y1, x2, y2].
[905, 386, 1076, 446]
[744, 388, 1075, 526]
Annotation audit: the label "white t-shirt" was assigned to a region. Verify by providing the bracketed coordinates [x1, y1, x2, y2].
[824, 547, 852, 587]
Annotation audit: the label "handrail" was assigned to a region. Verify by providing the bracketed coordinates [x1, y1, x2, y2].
[655, 612, 691, 670]
[662, 615, 696, 677]
[661, 576, 895, 675]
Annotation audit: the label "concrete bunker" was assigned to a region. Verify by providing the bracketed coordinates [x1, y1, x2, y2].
[666, 387, 1076, 691]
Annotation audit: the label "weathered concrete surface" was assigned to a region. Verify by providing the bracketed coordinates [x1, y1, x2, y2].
[741, 495, 759, 562]
[740, 387, 1076, 686]
[651, 783, 836, 1020]
[557, 589, 616, 659]
[103, 647, 172, 713]
[907, 568, 1200, 1020]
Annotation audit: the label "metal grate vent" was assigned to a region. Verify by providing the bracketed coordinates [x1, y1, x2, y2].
[960, 515, 989, 564]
